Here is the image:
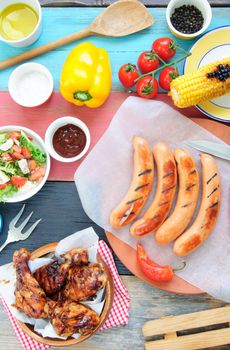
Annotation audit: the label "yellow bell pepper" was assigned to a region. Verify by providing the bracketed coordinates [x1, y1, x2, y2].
[60, 42, 112, 108]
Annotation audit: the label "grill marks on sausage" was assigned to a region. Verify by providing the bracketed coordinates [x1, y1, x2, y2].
[189, 169, 197, 175]
[207, 186, 219, 198]
[135, 183, 149, 192]
[201, 201, 219, 230]
[163, 171, 174, 179]
[158, 200, 169, 207]
[138, 169, 152, 177]
[185, 183, 196, 191]
[207, 172, 217, 185]
[126, 197, 144, 205]
[181, 202, 192, 208]
[162, 185, 176, 194]
[162, 160, 177, 191]
[208, 201, 219, 209]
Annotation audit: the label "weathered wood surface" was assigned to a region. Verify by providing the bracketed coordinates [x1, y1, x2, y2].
[0, 276, 228, 350]
[1, 8, 230, 92]
[39, 0, 230, 7]
[0, 181, 131, 275]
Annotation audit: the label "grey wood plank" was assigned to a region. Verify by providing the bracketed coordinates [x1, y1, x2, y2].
[39, 0, 230, 7]
[0, 276, 229, 350]
[0, 181, 130, 275]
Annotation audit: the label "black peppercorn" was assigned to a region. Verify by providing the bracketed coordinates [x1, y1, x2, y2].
[206, 64, 230, 82]
[170, 5, 204, 34]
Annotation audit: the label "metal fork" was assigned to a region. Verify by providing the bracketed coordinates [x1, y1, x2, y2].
[0, 205, 41, 253]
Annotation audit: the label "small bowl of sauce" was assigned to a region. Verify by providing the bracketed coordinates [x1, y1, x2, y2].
[45, 117, 90, 163]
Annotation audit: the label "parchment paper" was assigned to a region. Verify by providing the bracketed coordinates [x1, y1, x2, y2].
[0, 227, 105, 339]
[75, 97, 230, 302]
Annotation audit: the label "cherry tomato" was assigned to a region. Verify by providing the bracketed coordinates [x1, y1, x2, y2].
[136, 76, 158, 99]
[118, 63, 139, 88]
[137, 51, 159, 74]
[152, 37, 176, 62]
[159, 67, 179, 90]
[137, 244, 174, 282]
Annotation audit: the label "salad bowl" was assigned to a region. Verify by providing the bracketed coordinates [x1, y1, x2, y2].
[0, 126, 50, 202]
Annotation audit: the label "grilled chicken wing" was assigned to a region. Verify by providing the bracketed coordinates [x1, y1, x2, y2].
[13, 248, 48, 319]
[62, 263, 107, 302]
[48, 300, 100, 337]
[34, 248, 88, 295]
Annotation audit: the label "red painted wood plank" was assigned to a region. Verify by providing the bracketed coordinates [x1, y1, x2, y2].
[0, 91, 229, 181]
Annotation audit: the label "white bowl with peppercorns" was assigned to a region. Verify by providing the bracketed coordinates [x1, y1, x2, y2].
[166, 0, 212, 40]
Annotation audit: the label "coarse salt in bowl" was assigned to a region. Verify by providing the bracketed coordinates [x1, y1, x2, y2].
[8, 63, 54, 107]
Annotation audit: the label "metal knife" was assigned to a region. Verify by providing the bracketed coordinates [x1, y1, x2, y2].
[185, 140, 230, 161]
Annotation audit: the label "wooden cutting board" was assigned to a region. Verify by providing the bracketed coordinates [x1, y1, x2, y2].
[0, 91, 229, 181]
[142, 306, 230, 350]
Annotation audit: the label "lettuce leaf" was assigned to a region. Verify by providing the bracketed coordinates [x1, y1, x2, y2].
[0, 160, 18, 175]
[19, 131, 46, 164]
[0, 132, 9, 145]
[0, 183, 18, 202]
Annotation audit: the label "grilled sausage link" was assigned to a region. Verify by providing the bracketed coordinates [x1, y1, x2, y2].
[110, 136, 154, 229]
[173, 153, 221, 257]
[130, 142, 177, 237]
[155, 148, 199, 244]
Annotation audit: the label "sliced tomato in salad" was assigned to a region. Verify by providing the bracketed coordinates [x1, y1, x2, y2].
[0, 183, 9, 190]
[11, 152, 23, 160]
[2, 152, 12, 162]
[9, 131, 21, 140]
[29, 167, 45, 181]
[11, 176, 27, 188]
[21, 146, 31, 159]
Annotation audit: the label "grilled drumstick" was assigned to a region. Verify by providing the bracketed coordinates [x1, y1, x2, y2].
[13, 248, 48, 319]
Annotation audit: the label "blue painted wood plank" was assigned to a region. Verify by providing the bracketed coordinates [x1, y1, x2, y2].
[0, 8, 229, 91]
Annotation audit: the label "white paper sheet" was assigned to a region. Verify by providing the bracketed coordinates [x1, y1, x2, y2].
[75, 96, 230, 302]
[0, 227, 106, 339]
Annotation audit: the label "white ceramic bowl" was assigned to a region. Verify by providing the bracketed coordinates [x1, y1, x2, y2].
[0, 0, 42, 48]
[45, 117, 91, 163]
[166, 0, 212, 39]
[0, 126, 50, 203]
[8, 63, 54, 108]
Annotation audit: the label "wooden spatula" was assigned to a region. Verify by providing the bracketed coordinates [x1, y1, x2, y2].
[0, 0, 154, 70]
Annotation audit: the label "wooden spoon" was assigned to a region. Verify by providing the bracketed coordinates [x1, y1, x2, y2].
[0, 0, 154, 70]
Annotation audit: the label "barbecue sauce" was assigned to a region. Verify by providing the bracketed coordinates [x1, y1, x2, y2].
[53, 124, 86, 158]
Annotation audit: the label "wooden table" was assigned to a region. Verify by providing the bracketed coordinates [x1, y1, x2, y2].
[0, 1, 230, 349]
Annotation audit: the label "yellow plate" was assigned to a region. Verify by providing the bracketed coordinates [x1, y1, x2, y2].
[183, 26, 230, 123]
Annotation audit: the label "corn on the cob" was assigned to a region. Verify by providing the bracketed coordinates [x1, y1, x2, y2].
[169, 57, 230, 108]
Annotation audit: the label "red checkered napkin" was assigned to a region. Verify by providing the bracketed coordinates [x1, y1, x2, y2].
[0, 240, 130, 350]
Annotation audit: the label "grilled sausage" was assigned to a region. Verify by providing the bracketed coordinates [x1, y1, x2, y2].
[155, 148, 199, 244]
[173, 153, 221, 257]
[110, 136, 154, 229]
[130, 142, 177, 237]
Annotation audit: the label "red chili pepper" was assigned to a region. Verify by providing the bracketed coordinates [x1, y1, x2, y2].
[136, 243, 185, 282]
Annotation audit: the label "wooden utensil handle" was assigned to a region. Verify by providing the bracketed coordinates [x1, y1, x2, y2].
[0, 28, 91, 71]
